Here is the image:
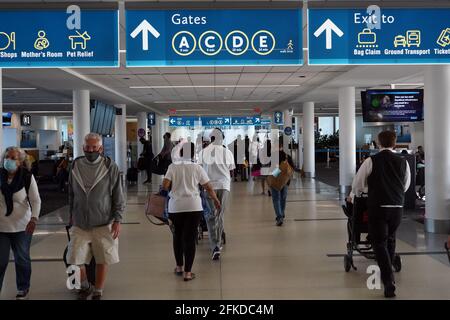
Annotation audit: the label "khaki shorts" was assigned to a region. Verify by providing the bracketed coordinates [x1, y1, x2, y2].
[66, 225, 119, 265]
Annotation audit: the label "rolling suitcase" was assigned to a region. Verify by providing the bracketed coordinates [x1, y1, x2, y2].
[127, 167, 138, 184]
[63, 225, 96, 285]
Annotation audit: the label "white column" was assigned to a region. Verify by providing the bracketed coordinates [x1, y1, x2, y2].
[424, 65, 450, 234]
[283, 109, 293, 128]
[297, 116, 304, 169]
[46, 116, 58, 130]
[73, 90, 90, 158]
[114, 104, 127, 173]
[56, 117, 63, 145]
[0, 69, 3, 154]
[303, 102, 315, 178]
[338, 86, 356, 195]
[137, 111, 147, 157]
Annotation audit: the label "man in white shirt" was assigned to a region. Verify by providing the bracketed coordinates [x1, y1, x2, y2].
[352, 131, 410, 298]
[198, 129, 235, 260]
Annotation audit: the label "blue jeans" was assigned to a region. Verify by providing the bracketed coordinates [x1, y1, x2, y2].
[0, 232, 32, 292]
[270, 186, 288, 221]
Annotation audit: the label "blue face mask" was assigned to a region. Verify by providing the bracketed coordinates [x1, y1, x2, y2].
[3, 159, 17, 172]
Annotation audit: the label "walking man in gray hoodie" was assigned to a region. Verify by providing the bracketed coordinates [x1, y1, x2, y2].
[67, 133, 125, 300]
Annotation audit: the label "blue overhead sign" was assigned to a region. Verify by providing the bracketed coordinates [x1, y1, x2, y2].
[231, 116, 261, 126]
[274, 111, 283, 125]
[308, 8, 450, 65]
[201, 116, 231, 127]
[261, 117, 272, 126]
[169, 116, 199, 127]
[126, 8, 302, 66]
[147, 112, 156, 126]
[0, 9, 118, 68]
[284, 126, 293, 136]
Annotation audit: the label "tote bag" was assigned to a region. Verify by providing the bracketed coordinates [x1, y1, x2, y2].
[145, 193, 166, 219]
[266, 160, 294, 191]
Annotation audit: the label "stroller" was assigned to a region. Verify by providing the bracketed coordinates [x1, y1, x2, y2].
[341, 195, 402, 273]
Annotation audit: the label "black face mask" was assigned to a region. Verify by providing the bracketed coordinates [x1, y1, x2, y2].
[84, 151, 101, 162]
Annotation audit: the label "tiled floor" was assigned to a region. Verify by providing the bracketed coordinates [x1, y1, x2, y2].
[1, 173, 449, 300]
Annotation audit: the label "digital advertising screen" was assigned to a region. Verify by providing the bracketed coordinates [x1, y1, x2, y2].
[361, 89, 424, 123]
[2, 112, 12, 126]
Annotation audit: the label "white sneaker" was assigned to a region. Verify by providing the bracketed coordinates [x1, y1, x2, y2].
[212, 247, 221, 260]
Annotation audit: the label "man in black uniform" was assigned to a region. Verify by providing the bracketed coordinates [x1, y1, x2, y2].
[352, 131, 410, 298]
[139, 137, 154, 184]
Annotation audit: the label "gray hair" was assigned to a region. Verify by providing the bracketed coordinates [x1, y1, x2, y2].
[84, 132, 103, 145]
[1, 146, 30, 170]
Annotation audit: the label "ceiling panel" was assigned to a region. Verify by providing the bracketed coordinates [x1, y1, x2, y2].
[187, 67, 215, 74]
[242, 66, 273, 73]
[127, 67, 161, 75]
[237, 73, 265, 85]
[189, 74, 214, 86]
[164, 74, 192, 86]
[138, 75, 170, 86]
[231, 88, 254, 97]
[193, 88, 215, 97]
[214, 67, 244, 73]
[259, 73, 292, 84]
[214, 73, 241, 86]
[158, 67, 188, 74]
[110, 75, 147, 87]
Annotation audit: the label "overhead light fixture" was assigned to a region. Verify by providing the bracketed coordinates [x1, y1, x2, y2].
[154, 100, 275, 104]
[237, 108, 254, 111]
[17, 111, 72, 114]
[130, 84, 300, 89]
[3, 102, 72, 105]
[390, 83, 424, 86]
[177, 109, 211, 112]
[2, 87, 37, 90]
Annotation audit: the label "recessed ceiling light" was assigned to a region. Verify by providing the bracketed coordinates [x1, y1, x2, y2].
[155, 100, 275, 104]
[3, 87, 37, 90]
[130, 84, 300, 89]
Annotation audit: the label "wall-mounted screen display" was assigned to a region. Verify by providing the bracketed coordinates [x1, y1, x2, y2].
[362, 89, 424, 123]
[2, 112, 12, 126]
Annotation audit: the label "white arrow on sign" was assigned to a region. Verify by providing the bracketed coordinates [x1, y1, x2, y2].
[170, 118, 175, 124]
[313, 19, 344, 50]
[130, 19, 160, 51]
[225, 118, 230, 124]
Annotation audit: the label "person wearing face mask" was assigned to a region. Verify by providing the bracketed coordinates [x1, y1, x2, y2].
[66, 133, 125, 300]
[0, 147, 41, 300]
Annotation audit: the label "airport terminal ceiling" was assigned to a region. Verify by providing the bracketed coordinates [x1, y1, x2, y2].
[0, 0, 430, 117]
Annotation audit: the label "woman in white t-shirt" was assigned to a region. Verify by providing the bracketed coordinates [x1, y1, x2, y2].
[0, 147, 41, 299]
[162, 142, 220, 281]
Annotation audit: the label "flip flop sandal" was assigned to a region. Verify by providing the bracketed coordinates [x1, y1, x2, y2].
[184, 273, 196, 281]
